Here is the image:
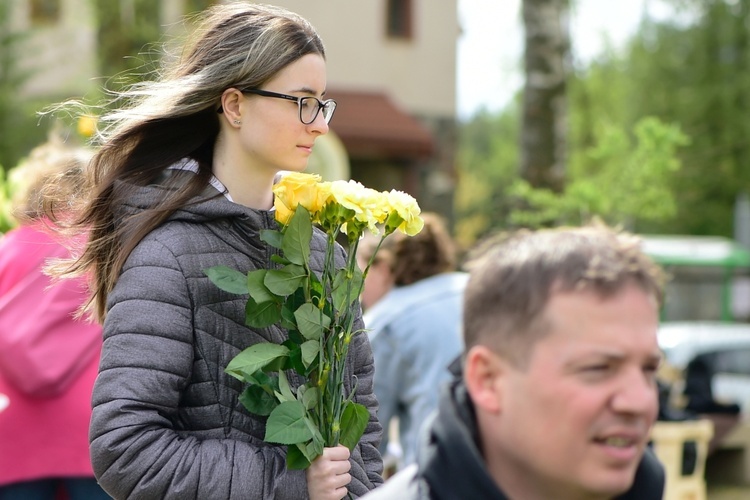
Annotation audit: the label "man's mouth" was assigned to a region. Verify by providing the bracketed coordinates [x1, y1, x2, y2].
[599, 436, 635, 448]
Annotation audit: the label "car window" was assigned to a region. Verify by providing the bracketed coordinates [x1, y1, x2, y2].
[713, 349, 750, 375]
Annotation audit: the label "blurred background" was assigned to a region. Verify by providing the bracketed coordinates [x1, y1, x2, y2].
[2, 0, 749, 247]
[3, 0, 750, 497]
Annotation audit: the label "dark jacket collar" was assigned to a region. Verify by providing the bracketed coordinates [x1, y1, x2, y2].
[417, 361, 510, 500]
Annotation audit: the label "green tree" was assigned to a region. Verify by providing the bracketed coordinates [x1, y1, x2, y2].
[0, 1, 46, 170]
[455, 104, 521, 248]
[570, 0, 750, 236]
[510, 117, 689, 230]
[456, 105, 688, 246]
[94, 0, 162, 91]
[94, 0, 217, 89]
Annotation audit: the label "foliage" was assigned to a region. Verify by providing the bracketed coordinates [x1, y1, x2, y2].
[0, 3, 47, 170]
[569, 0, 750, 236]
[455, 104, 521, 248]
[509, 117, 690, 229]
[455, 100, 688, 245]
[93, 0, 162, 92]
[457, 0, 749, 243]
[205, 173, 423, 471]
[93, 0, 217, 94]
[0, 166, 17, 234]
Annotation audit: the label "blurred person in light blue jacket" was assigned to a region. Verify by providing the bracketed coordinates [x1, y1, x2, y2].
[357, 213, 468, 472]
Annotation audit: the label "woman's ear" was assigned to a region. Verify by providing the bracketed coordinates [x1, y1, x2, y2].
[464, 345, 505, 414]
[220, 88, 244, 127]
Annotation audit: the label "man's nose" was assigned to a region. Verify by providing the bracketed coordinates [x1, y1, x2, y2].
[611, 367, 659, 417]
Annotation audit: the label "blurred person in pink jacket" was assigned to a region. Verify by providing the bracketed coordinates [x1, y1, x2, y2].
[0, 139, 109, 499]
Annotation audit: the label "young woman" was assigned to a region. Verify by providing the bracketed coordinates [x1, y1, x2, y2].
[50, 4, 383, 499]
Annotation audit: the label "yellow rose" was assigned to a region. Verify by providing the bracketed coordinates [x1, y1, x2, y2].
[272, 172, 326, 224]
[312, 181, 332, 216]
[357, 188, 389, 233]
[329, 180, 366, 217]
[273, 191, 294, 225]
[385, 190, 424, 236]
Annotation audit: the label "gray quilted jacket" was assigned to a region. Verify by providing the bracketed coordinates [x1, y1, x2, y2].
[89, 179, 384, 499]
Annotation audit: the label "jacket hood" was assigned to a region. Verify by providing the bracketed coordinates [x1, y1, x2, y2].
[417, 364, 509, 500]
[114, 169, 278, 229]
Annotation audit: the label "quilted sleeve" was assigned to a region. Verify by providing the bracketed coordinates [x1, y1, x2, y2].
[347, 319, 385, 495]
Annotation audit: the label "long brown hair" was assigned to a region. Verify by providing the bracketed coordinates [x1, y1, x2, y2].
[47, 3, 326, 321]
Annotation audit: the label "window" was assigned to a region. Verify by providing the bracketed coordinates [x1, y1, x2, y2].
[30, 0, 60, 25]
[386, 0, 413, 40]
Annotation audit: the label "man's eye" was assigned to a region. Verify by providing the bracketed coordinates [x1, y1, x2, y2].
[583, 365, 610, 372]
[643, 363, 660, 376]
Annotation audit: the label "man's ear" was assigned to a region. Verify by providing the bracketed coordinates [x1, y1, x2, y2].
[220, 88, 244, 127]
[464, 345, 505, 414]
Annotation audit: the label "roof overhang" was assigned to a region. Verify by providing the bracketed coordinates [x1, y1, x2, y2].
[327, 89, 434, 160]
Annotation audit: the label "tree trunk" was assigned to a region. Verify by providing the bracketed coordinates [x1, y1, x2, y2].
[521, 0, 569, 192]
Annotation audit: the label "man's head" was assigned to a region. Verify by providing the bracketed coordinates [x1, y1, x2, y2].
[462, 224, 665, 500]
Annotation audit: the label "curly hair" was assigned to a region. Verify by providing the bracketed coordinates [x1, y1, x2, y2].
[385, 212, 458, 286]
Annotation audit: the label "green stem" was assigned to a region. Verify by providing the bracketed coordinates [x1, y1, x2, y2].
[317, 227, 341, 442]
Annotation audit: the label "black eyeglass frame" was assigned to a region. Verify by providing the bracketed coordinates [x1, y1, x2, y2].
[240, 88, 337, 125]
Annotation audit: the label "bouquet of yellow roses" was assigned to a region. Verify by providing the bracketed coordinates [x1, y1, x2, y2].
[205, 172, 423, 470]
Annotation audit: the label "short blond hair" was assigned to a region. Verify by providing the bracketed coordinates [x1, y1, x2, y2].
[463, 223, 665, 366]
[11, 139, 92, 224]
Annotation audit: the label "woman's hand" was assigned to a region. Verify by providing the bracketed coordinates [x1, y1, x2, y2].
[306, 445, 352, 500]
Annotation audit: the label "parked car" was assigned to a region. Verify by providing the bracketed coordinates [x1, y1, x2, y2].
[658, 321, 750, 413]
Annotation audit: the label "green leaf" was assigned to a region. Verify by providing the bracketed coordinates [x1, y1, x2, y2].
[270, 254, 290, 266]
[286, 443, 312, 470]
[225, 343, 289, 380]
[260, 229, 283, 249]
[277, 370, 296, 402]
[309, 271, 324, 298]
[246, 270, 275, 303]
[203, 266, 248, 295]
[283, 339, 306, 375]
[280, 288, 307, 331]
[239, 384, 278, 416]
[265, 264, 306, 296]
[282, 207, 313, 266]
[300, 385, 319, 410]
[300, 339, 319, 369]
[245, 296, 281, 328]
[243, 370, 279, 392]
[294, 303, 330, 341]
[287, 438, 324, 470]
[332, 267, 363, 315]
[265, 401, 313, 445]
[264, 354, 288, 372]
[306, 418, 325, 456]
[339, 402, 370, 451]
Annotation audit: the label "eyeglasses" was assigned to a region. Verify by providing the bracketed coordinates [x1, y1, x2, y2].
[240, 88, 337, 125]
